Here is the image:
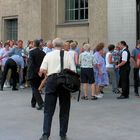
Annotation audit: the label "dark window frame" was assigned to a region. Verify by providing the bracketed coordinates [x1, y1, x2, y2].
[4, 18, 18, 41]
[65, 0, 88, 22]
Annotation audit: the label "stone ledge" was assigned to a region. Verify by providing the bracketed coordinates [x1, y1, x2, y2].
[56, 21, 89, 27]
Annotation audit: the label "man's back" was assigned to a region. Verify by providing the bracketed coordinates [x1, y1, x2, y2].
[40, 49, 76, 76]
[31, 48, 45, 66]
[28, 48, 45, 80]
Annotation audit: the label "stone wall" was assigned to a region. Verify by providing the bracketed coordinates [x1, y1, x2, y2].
[108, 0, 136, 50]
[0, 0, 108, 47]
[0, 0, 41, 42]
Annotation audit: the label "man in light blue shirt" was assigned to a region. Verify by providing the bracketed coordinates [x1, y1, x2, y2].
[0, 54, 24, 91]
[11, 55, 24, 69]
[0, 40, 27, 59]
[43, 40, 53, 54]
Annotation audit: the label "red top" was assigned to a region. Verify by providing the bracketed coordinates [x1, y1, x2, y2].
[138, 54, 140, 60]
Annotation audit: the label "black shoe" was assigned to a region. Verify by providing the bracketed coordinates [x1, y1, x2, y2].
[91, 96, 98, 100]
[81, 96, 88, 100]
[39, 135, 49, 140]
[113, 89, 121, 94]
[60, 136, 67, 140]
[12, 88, 18, 91]
[100, 91, 104, 94]
[117, 95, 129, 99]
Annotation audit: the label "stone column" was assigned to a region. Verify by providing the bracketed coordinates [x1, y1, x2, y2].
[89, 0, 108, 48]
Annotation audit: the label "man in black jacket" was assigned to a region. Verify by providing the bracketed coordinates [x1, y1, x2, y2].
[116, 41, 130, 99]
[27, 39, 46, 110]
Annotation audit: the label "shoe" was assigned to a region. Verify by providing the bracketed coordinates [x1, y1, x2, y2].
[91, 96, 98, 100]
[100, 91, 104, 94]
[60, 136, 67, 140]
[117, 95, 129, 99]
[113, 89, 121, 94]
[19, 85, 25, 89]
[12, 88, 18, 91]
[95, 94, 103, 98]
[25, 84, 29, 88]
[81, 96, 88, 100]
[4, 84, 11, 88]
[39, 135, 49, 140]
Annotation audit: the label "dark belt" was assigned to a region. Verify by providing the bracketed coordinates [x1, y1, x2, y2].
[48, 73, 60, 78]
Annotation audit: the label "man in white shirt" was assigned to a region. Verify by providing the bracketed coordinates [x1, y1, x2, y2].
[39, 38, 76, 140]
[116, 41, 130, 99]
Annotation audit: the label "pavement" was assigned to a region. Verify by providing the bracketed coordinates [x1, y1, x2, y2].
[0, 86, 140, 140]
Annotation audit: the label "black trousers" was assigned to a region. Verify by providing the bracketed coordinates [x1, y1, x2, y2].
[43, 90, 70, 137]
[1, 59, 18, 89]
[133, 68, 139, 94]
[119, 67, 130, 97]
[0, 66, 2, 84]
[30, 77, 44, 107]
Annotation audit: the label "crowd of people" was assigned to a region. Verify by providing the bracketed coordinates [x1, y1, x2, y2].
[0, 39, 140, 99]
[0, 38, 140, 140]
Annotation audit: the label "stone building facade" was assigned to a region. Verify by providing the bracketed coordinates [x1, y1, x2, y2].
[0, 0, 107, 47]
[0, 0, 139, 48]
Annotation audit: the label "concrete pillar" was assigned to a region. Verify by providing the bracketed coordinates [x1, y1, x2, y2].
[89, 0, 108, 48]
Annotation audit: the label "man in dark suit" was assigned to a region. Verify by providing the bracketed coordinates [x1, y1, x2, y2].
[27, 39, 46, 110]
[116, 41, 130, 99]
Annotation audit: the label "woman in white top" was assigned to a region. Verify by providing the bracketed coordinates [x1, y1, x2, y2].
[68, 42, 78, 65]
[105, 44, 119, 93]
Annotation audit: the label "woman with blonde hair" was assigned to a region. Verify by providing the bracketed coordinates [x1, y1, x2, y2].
[68, 42, 78, 65]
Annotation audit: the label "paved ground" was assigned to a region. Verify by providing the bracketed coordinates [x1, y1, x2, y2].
[0, 86, 140, 140]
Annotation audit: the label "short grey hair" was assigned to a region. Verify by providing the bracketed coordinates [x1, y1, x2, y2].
[47, 40, 52, 46]
[52, 38, 64, 48]
[83, 43, 90, 51]
[70, 42, 77, 50]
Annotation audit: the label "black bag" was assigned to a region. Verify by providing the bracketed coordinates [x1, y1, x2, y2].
[56, 50, 81, 101]
[57, 68, 80, 92]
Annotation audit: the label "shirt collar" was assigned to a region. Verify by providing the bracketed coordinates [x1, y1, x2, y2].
[122, 47, 127, 51]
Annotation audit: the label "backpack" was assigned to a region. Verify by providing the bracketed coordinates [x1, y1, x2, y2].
[56, 50, 81, 101]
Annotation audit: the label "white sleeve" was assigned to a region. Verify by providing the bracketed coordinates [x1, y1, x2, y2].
[40, 55, 48, 70]
[68, 53, 76, 71]
[122, 51, 128, 61]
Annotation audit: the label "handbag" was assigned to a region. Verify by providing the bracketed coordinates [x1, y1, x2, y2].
[56, 50, 81, 101]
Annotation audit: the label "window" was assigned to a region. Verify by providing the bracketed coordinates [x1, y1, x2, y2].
[65, 0, 88, 22]
[5, 19, 18, 41]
